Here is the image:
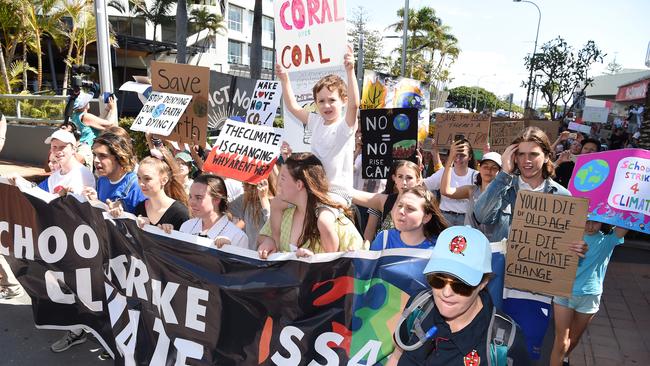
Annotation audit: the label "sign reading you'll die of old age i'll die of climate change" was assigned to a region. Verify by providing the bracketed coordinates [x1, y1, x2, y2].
[505, 191, 588, 298]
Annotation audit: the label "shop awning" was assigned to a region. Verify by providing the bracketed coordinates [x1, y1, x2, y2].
[616, 77, 650, 102]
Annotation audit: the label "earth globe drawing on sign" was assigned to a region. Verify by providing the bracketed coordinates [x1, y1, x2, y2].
[395, 92, 423, 110]
[574, 159, 610, 192]
[393, 113, 410, 131]
[152, 103, 166, 118]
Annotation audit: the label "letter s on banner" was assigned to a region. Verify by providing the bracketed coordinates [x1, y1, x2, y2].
[271, 326, 304, 365]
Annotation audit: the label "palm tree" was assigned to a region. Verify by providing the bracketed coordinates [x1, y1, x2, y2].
[189, 7, 225, 65]
[131, 0, 175, 42]
[22, 0, 65, 91]
[0, 0, 24, 92]
[249, 0, 263, 80]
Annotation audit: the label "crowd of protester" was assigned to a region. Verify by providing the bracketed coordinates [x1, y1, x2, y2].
[0, 47, 643, 365]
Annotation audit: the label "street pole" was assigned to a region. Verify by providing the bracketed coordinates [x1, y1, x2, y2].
[515, 0, 541, 117]
[356, 33, 364, 93]
[93, 0, 115, 122]
[401, 0, 409, 77]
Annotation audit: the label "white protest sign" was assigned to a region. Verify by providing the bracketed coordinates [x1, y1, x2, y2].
[274, 0, 347, 72]
[582, 106, 609, 123]
[246, 80, 282, 126]
[130, 91, 192, 136]
[568, 121, 592, 135]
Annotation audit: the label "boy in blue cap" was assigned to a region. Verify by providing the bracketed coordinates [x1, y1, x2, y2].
[389, 226, 530, 366]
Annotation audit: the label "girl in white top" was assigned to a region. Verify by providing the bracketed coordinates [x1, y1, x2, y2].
[163, 174, 248, 249]
[423, 138, 477, 226]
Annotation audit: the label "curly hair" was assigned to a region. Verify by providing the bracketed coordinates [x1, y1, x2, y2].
[511, 126, 555, 179]
[93, 131, 136, 172]
[284, 153, 350, 251]
[312, 74, 347, 102]
[399, 186, 449, 239]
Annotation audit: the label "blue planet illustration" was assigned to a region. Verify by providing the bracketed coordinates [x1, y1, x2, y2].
[395, 92, 423, 110]
[152, 103, 166, 118]
[393, 113, 410, 131]
[574, 159, 609, 192]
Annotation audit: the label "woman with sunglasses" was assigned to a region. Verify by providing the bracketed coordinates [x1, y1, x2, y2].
[388, 226, 529, 366]
[440, 141, 508, 242]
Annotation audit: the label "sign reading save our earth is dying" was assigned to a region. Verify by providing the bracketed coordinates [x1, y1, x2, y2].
[361, 108, 418, 179]
[274, 0, 347, 72]
[506, 191, 588, 298]
[130, 92, 192, 136]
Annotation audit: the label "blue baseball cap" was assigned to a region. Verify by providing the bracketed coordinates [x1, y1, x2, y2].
[422, 226, 492, 286]
[73, 92, 93, 110]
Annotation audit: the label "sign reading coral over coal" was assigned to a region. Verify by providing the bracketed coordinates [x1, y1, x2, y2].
[274, 0, 347, 72]
[203, 120, 282, 184]
[130, 92, 192, 136]
[505, 191, 588, 297]
[434, 113, 491, 148]
[360, 108, 418, 179]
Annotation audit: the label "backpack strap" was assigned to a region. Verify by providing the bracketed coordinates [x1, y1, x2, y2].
[487, 308, 517, 366]
[382, 230, 389, 250]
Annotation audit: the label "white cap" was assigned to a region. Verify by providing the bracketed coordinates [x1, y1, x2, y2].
[44, 129, 76, 145]
[480, 152, 502, 167]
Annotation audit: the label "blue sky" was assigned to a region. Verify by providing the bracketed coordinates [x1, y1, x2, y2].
[346, 0, 650, 106]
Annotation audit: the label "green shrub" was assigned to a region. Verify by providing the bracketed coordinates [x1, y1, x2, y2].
[118, 117, 149, 160]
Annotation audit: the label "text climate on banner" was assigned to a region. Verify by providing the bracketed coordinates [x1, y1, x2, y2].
[505, 191, 588, 297]
[274, 0, 347, 72]
[203, 119, 283, 184]
[569, 149, 650, 235]
[434, 113, 491, 148]
[361, 108, 418, 179]
[130, 92, 192, 136]
[151, 61, 210, 145]
[0, 181, 437, 365]
[246, 80, 282, 126]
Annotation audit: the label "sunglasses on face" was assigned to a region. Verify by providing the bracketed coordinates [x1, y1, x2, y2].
[427, 274, 477, 297]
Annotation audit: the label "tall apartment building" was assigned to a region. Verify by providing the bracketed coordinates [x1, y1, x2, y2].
[106, 0, 275, 79]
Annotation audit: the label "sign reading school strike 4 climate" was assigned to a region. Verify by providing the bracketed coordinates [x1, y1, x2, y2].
[274, 0, 347, 72]
[569, 149, 650, 234]
[203, 120, 282, 184]
[130, 92, 192, 136]
[506, 191, 588, 298]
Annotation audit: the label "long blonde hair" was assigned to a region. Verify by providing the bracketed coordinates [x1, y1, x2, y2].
[242, 173, 277, 225]
[139, 147, 188, 207]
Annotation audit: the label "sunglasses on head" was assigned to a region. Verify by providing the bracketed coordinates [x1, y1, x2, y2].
[427, 274, 477, 297]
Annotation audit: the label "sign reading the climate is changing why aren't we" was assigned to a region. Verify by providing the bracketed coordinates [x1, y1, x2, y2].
[274, 0, 347, 72]
[131, 91, 192, 136]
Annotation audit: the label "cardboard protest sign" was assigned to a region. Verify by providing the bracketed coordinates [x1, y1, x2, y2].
[568, 121, 592, 135]
[568, 149, 650, 234]
[208, 71, 257, 131]
[274, 0, 347, 72]
[282, 65, 346, 152]
[361, 70, 431, 143]
[151, 61, 210, 145]
[245, 80, 282, 126]
[490, 120, 526, 153]
[433, 113, 491, 148]
[202, 119, 282, 184]
[505, 191, 588, 297]
[130, 92, 192, 136]
[360, 108, 418, 179]
[527, 119, 559, 143]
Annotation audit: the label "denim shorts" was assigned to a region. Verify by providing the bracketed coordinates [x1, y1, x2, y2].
[553, 294, 602, 314]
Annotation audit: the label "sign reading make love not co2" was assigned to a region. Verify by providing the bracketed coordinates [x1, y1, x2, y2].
[245, 80, 282, 126]
[569, 149, 650, 234]
[274, 0, 347, 72]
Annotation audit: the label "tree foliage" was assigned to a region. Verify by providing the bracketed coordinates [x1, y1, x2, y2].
[347, 6, 387, 73]
[447, 86, 523, 113]
[523, 36, 605, 121]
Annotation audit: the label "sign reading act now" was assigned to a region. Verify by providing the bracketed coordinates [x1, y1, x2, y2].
[505, 191, 588, 297]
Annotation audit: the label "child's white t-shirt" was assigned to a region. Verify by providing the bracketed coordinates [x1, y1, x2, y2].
[307, 113, 356, 193]
[46, 163, 95, 194]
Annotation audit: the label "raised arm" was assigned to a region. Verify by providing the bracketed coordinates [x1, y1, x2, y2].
[440, 140, 472, 199]
[473, 144, 517, 224]
[351, 189, 388, 212]
[275, 63, 309, 125]
[344, 45, 360, 128]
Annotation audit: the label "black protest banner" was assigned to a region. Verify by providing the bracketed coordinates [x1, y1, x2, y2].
[208, 71, 257, 131]
[360, 108, 419, 179]
[505, 191, 588, 297]
[0, 181, 432, 365]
